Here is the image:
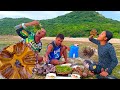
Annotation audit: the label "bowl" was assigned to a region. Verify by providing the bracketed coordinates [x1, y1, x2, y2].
[45, 73, 56, 79]
[55, 65, 73, 76]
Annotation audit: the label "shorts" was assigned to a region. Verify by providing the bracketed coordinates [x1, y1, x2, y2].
[48, 56, 61, 64]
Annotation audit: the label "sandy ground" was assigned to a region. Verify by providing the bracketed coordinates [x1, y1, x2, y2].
[0, 35, 120, 43]
[42, 37, 120, 43]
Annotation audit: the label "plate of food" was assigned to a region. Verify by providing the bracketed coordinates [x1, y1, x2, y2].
[72, 65, 84, 69]
[45, 73, 56, 79]
[71, 74, 81, 79]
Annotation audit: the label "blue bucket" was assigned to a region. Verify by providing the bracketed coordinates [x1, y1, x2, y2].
[69, 45, 79, 58]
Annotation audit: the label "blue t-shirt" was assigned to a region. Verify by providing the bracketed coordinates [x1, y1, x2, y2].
[89, 37, 118, 74]
[48, 41, 61, 61]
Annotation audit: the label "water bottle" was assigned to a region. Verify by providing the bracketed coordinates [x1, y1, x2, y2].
[69, 45, 79, 58]
[73, 53, 75, 58]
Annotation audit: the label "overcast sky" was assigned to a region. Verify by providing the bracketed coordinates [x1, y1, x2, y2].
[0, 11, 72, 20]
[0, 11, 120, 21]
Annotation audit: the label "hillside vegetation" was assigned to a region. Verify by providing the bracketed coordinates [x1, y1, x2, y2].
[0, 11, 120, 38]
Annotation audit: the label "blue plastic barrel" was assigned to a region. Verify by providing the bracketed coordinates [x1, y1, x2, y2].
[69, 45, 79, 58]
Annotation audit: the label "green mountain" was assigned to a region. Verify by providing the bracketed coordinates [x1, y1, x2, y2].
[0, 11, 120, 38]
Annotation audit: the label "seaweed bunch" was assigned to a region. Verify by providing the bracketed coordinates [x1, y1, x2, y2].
[80, 47, 95, 59]
[90, 29, 98, 36]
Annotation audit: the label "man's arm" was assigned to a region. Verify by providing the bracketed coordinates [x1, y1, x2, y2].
[14, 20, 39, 39]
[107, 46, 118, 74]
[89, 35, 100, 45]
[44, 44, 53, 62]
[61, 44, 70, 51]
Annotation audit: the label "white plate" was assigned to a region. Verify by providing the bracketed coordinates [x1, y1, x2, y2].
[60, 63, 72, 67]
[71, 74, 81, 79]
[72, 65, 84, 69]
[45, 75, 81, 79]
[45, 73, 56, 79]
[45, 76, 72, 79]
[55, 76, 73, 79]
[55, 76, 81, 79]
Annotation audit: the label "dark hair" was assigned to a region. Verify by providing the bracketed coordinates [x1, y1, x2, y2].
[105, 30, 113, 41]
[56, 34, 64, 40]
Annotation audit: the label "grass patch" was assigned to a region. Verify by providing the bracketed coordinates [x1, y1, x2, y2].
[112, 65, 120, 79]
